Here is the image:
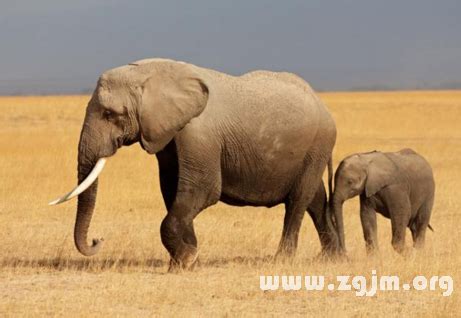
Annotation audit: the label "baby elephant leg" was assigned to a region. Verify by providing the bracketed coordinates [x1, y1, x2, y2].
[411, 197, 434, 249]
[386, 190, 412, 254]
[360, 199, 378, 254]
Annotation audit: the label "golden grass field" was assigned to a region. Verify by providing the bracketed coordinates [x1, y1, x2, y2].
[1, 91, 460, 316]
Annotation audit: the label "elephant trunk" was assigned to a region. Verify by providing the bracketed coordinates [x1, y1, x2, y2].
[322, 204, 340, 254]
[74, 130, 104, 256]
[332, 195, 346, 253]
[75, 177, 102, 256]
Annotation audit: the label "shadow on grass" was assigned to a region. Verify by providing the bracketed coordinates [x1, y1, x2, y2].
[1, 254, 343, 271]
[0, 257, 166, 271]
[199, 253, 348, 268]
[200, 255, 275, 267]
[0, 255, 276, 271]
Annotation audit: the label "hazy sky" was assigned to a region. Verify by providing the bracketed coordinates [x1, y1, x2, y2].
[1, 0, 460, 94]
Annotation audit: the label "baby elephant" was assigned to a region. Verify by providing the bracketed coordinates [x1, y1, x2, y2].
[331, 148, 435, 254]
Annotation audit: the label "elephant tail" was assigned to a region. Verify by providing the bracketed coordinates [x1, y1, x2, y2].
[327, 156, 333, 200]
[428, 224, 434, 232]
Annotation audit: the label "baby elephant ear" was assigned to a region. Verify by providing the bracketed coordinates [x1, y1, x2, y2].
[365, 153, 398, 197]
[139, 63, 209, 154]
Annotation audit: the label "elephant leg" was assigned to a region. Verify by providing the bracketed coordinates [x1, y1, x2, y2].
[157, 145, 199, 251]
[411, 225, 426, 249]
[360, 198, 378, 254]
[157, 143, 221, 271]
[182, 221, 198, 247]
[386, 190, 411, 254]
[411, 197, 434, 249]
[157, 143, 179, 211]
[161, 194, 217, 272]
[277, 200, 307, 258]
[306, 181, 338, 255]
[277, 156, 327, 258]
[306, 207, 331, 254]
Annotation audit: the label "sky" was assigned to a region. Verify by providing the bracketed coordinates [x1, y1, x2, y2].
[0, 0, 460, 94]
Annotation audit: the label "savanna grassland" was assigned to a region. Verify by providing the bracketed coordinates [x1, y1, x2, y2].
[0, 91, 460, 316]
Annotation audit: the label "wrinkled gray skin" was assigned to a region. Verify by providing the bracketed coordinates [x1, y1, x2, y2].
[332, 149, 435, 254]
[74, 58, 338, 270]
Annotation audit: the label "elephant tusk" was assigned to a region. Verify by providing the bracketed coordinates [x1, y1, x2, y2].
[48, 158, 107, 205]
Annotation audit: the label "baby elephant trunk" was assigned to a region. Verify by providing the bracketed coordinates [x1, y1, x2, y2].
[331, 196, 346, 253]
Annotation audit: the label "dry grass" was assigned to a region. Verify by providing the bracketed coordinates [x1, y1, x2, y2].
[0, 91, 460, 316]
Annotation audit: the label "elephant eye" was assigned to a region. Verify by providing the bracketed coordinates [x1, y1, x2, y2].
[103, 109, 113, 119]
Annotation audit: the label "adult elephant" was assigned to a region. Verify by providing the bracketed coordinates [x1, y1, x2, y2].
[50, 58, 338, 270]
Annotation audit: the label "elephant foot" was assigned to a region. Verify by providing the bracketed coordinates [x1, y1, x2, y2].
[365, 246, 380, 257]
[392, 243, 407, 255]
[400, 247, 416, 259]
[315, 248, 348, 262]
[168, 244, 199, 273]
[273, 250, 296, 264]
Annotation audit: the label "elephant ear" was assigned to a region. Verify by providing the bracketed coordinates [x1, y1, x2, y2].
[365, 153, 399, 197]
[138, 63, 209, 154]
